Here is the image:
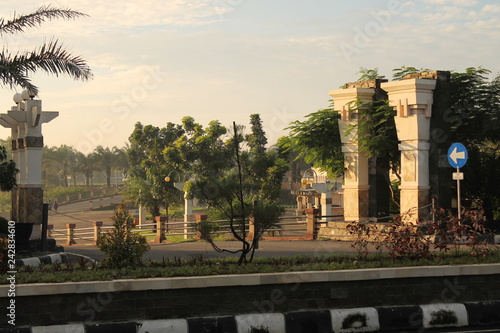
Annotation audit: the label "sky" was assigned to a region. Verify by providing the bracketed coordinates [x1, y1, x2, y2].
[0, 0, 499, 153]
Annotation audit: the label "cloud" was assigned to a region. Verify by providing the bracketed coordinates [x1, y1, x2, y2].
[423, 0, 478, 6]
[0, 1, 244, 38]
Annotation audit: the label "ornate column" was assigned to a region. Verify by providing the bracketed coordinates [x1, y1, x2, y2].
[329, 87, 374, 222]
[0, 91, 58, 238]
[381, 79, 436, 222]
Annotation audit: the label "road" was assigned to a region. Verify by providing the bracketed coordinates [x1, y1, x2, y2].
[48, 197, 362, 260]
[65, 239, 364, 261]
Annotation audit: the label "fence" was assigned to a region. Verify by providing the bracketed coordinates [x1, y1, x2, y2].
[48, 209, 326, 246]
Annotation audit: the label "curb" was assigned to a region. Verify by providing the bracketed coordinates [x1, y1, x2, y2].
[4, 301, 499, 332]
[15, 253, 68, 267]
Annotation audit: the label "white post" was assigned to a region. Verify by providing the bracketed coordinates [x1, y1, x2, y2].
[184, 194, 193, 239]
[139, 205, 147, 226]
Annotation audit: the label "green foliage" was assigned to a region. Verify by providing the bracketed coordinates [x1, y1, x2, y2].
[174, 115, 287, 264]
[97, 203, 150, 268]
[126, 122, 184, 217]
[280, 105, 344, 178]
[392, 66, 430, 80]
[345, 98, 399, 176]
[8, 250, 500, 284]
[449, 67, 500, 220]
[0, 146, 18, 192]
[356, 67, 386, 81]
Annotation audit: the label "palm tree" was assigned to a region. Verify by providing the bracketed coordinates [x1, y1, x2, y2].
[43, 145, 76, 187]
[94, 146, 116, 187]
[0, 5, 92, 94]
[73, 151, 98, 186]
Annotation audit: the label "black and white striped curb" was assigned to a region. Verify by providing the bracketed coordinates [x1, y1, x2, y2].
[15, 253, 68, 267]
[3, 301, 499, 332]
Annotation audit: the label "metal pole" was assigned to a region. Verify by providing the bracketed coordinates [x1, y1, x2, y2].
[456, 167, 461, 221]
[41, 203, 49, 252]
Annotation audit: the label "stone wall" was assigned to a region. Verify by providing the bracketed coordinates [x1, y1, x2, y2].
[1, 264, 499, 328]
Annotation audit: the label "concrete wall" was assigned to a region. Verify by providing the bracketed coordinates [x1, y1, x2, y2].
[1, 264, 499, 330]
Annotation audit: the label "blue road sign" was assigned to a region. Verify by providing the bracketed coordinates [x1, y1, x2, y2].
[447, 143, 468, 169]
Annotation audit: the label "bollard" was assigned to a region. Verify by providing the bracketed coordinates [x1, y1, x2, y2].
[89, 200, 93, 210]
[93, 221, 103, 245]
[248, 215, 255, 241]
[66, 223, 76, 246]
[78, 193, 82, 200]
[305, 208, 320, 240]
[155, 216, 166, 243]
[194, 214, 208, 240]
[47, 224, 53, 238]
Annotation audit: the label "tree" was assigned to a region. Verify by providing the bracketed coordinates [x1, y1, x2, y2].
[73, 151, 98, 186]
[126, 122, 183, 217]
[448, 67, 500, 221]
[0, 5, 92, 95]
[179, 116, 288, 264]
[43, 145, 76, 187]
[93, 146, 116, 187]
[279, 103, 344, 178]
[113, 146, 130, 184]
[98, 203, 150, 268]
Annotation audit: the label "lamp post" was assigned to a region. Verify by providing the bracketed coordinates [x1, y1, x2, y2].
[165, 170, 193, 239]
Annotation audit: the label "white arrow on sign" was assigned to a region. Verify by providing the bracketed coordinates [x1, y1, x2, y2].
[449, 147, 466, 164]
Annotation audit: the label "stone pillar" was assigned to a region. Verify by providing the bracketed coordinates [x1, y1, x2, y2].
[0, 92, 58, 237]
[93, 221, 103, 245]
[381, 79, 437, 222]
[329, 87, 374, 222]
[195, 214, 208, 240]
[305, 208, 319, 240]
[155, 217, 166, 243]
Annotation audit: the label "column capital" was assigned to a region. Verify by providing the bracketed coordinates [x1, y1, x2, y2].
[381, 79, 436, 117]
[329, 87, 375, 121]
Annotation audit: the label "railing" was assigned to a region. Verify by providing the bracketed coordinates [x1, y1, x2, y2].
[48, 211, 318, 246]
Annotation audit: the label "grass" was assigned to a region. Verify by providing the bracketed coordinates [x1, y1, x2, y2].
[3, 249, 500, 284]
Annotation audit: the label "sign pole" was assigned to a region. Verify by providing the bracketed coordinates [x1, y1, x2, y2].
[456, 167, 461, 221]
[448, 143, 468, 222]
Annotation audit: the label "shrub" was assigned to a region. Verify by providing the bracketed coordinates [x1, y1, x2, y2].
[98, 203, 150, 268]
[0, 216, 9, 234]
[347, 207, 496, 260]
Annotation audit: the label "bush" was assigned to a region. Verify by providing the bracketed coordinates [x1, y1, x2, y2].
[0, 216, 9, 234]
[347, 207, 496, 260]
[98, 203, 150, 268]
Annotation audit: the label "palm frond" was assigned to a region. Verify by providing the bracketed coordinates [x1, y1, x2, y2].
[0, 52, 38, 92]
[0, 40, 93, 94]
[0, 5, 87, 35]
